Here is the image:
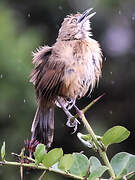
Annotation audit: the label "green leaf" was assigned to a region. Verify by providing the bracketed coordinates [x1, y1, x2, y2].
[89, 156, 108, 180]
[102, 126, 130, 147]
[34, 144, 46, 164]
[88, 166, 108, 180]
[110, 152, 135, 179]
[58, 154, 74, 171]
[42, 148, 63, 168]
[69, 153, 89, 177]
[1, 142, 5, 161]
[89, 156, 102, 172]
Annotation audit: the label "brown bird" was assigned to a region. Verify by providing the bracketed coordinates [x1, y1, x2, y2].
[30, 8, 102, 148]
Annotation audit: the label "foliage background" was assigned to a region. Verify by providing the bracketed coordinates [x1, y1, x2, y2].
[0, 0, 135, 179]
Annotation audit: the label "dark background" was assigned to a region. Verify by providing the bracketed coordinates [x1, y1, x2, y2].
[0, 0, 135, 179]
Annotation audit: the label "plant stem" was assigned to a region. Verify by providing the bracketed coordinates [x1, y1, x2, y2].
[71, 94, 105, 122]
[82, 94, 105, 114]
[100, 151, 116, 178]
[80, 113, 116, 179]
[0, 160, 83, 180]
[0, 160, 109, 180]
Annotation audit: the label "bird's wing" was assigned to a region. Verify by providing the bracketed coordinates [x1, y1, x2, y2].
[30, 45, 65, 104]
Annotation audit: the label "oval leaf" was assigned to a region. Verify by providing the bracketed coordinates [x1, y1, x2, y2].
[102, 126, 130, 147]
[34, 144, 46, 164]
[89, 156, 101, 172]
[1, 142, 5, 161]
[69, 153, 89, 177]
[42, 148, 63, 168]
[110, 152, 135, 179]
[58, 154, 74, 171]
[88, 166, 108, 180]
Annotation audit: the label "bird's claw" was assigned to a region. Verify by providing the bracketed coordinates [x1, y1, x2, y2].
[66, 115, 80, 133]
[66, 99, 76, 110]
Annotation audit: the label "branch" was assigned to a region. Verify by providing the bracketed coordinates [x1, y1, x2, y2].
[78, 99, 116, 178]
[70, 94, 105, 123]
[0, 160, 109, 180]
[0, 160, 83, 180]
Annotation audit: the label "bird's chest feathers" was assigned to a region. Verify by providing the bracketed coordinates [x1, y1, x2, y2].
[63, 41, 95, 81]
[56, 40, 97, 98]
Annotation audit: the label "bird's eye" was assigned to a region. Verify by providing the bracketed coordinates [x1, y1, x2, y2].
[70, 18, 77, 23]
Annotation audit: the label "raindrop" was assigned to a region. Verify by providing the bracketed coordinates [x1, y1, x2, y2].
[24, 99, 26, 103]
[58, 5, 63, 10]
[8, 114, 11, 118]
[111, 80, 115, 85]
[132, 16, 135, 21]
[118, 10, 121, 15]
[110, 71, 112, 75]
[109, 110, 113, 115]
[28, 13, 31, 18]
[0, 74, 3, 79]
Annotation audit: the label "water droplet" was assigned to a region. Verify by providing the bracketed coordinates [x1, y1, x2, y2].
[109, 110, 113, 115]
[111, 80, 115, 85]
[118, 10, 121, 15]
[28, 13, 31, 18]
[0, 74, 3, 79]
[104, 57, 107, 61]
[110, 71, 112, 75]
[58, 5, 63, 10]
[8, 114, 11, 118]
[132, 16, 135, 21]
[24, 99, 26, 103]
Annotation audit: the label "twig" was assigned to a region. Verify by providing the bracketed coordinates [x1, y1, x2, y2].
[20, 164, 23, 180]
[0, 161, 109, 180]
[11, 152, 35, 163]
[123, 171, 135, 180]
[0, 160, 113, 180]
[82, 93, 105, 113]
[38, 170, 46, 180]
[71, 94, 115, 178]
[70, 94, 105, 122]
[79, 111, 116, 179]
[0, 160, 83, 180]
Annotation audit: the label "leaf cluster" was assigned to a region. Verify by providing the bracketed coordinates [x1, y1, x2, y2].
[34, 144, 109, 179]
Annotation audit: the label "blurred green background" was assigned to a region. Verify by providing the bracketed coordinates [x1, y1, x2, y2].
[0, 0, 135, 179]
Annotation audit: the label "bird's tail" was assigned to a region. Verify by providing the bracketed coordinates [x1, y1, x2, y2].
[31, 106, 54, 148]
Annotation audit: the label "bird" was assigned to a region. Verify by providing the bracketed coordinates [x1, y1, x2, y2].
[30, 8, 102, 149]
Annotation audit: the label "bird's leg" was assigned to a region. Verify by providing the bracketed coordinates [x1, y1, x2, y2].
[57, 99, 80, 132]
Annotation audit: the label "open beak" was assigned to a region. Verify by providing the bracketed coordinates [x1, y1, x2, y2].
[77, 8, 96, 24]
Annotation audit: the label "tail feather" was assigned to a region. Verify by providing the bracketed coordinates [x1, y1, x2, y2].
[31, 106, 54, 148]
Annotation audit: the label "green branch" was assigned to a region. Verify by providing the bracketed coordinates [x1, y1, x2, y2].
[70, 94, 105, 123]
[0, 160, 83, 180]
[0, 160, 109, 180]
[70, 94, 116, 178]
[79, 110, 116, 179]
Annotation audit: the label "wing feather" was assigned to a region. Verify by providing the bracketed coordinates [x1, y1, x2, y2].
[30, 46, 65, 103]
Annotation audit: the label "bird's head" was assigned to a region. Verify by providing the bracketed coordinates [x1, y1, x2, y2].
[57, 8, 96, 41]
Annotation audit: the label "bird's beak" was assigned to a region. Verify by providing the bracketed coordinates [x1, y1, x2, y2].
[77, 8, 96, 24]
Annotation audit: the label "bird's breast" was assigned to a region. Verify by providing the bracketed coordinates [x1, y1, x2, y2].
[53, 39, 102, 99]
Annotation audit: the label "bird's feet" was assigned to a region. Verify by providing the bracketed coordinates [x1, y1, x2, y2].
[66, 114, 80, 133]
[66, 98, 76, 110]
[57, 98, 80, 133]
